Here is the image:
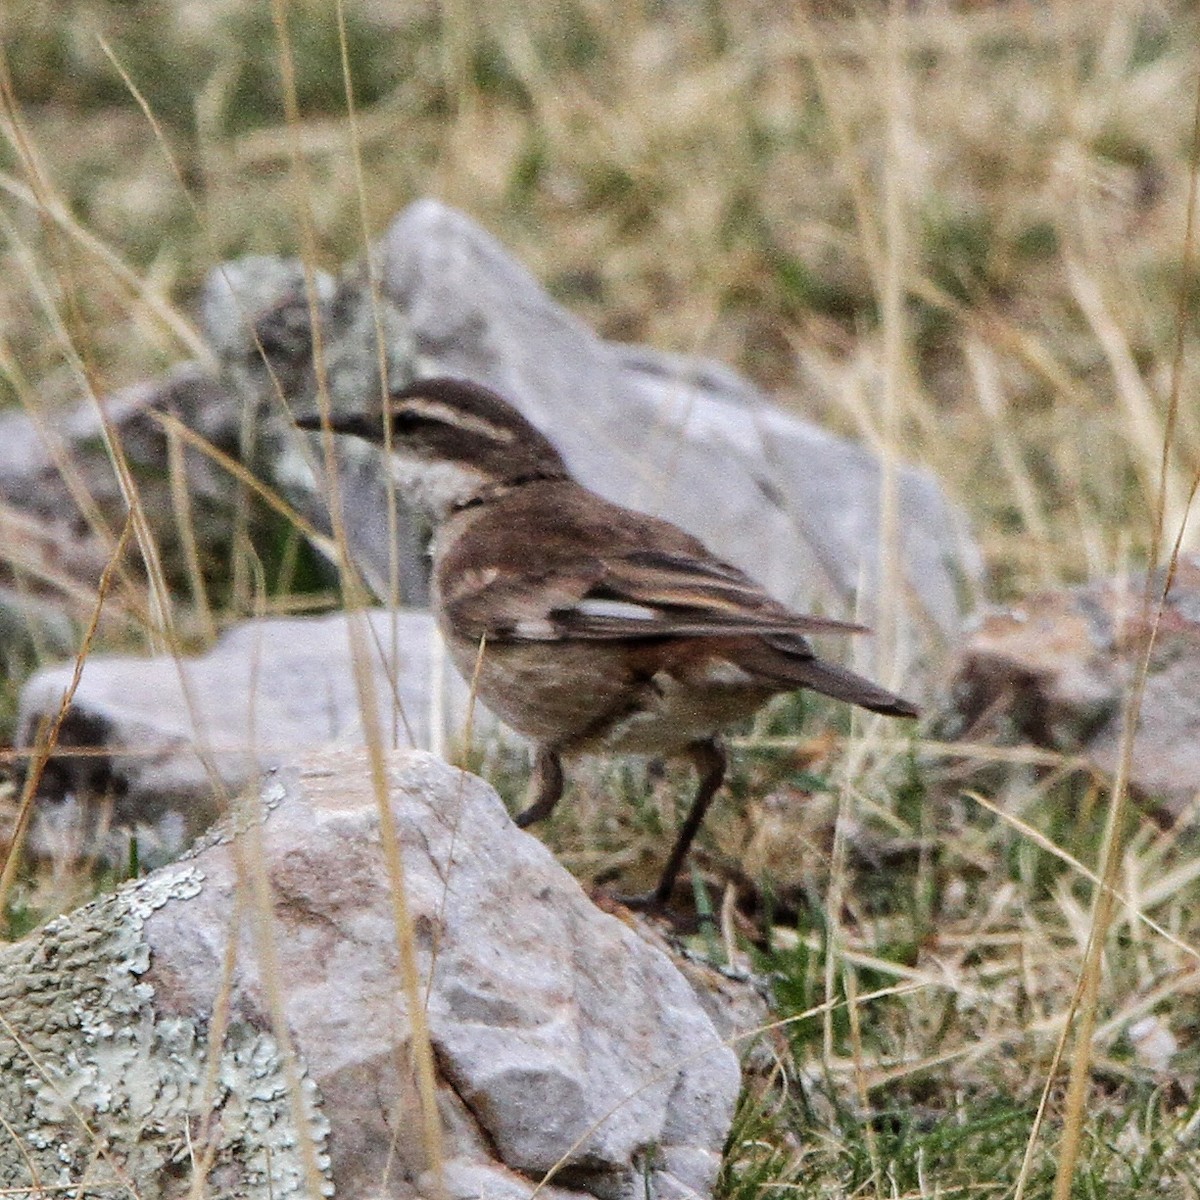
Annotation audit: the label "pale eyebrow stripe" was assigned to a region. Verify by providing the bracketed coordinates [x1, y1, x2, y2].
[395, 399, 516, 442]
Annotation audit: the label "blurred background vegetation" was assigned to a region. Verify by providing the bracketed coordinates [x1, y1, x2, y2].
[4, 0, 1197, 594]
[3, 1, 1200, 1196]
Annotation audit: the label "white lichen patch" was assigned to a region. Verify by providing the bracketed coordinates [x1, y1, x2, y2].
[0, 867, 332, 1197]
[183, 770, 291, 859]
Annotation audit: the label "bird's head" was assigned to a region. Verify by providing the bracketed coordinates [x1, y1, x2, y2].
[296, 377, 569, 519]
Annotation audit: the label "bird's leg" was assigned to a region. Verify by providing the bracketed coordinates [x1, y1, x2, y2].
[615, 738, 727, 912]
[649, 737, 727, 906]
[515, 746, 564, 827]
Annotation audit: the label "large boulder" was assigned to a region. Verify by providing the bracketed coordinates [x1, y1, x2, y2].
[274, 200, 979, 685]
[0, 748, 741, 1199]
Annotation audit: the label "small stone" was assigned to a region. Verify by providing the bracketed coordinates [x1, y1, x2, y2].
[1128, 1015, 1178, 1072]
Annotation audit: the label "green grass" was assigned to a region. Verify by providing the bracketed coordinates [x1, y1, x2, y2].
[722, 1066, 1200, 1200]
[712, 753, 1200, 1199]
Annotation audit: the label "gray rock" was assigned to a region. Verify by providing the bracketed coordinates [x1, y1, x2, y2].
[0, 202, 974, 701]
[200, 257, 431, 606]
[15, 609, 504, 862]
[0, 262, 371, 674]
[0, 748, 741, 1198]
[200, 255, 334, 364]
[0, 584, 77, 670]
[376, 199, 980, 672]
[245, 201, 977, 679]
[0, 364, 258, 632]
[0, 365, 238, 530]
[944, 555, 1200, 818]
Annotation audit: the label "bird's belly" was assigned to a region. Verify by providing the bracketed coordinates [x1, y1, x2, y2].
[592, 671, 774, 755]
[443, 636, 776, 756]
[443, 637, 636, 746]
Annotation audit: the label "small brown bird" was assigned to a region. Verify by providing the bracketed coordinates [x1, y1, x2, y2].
[297, 377, 918, 907]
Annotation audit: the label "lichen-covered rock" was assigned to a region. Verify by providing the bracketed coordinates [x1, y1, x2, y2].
[0, 749, 741, 1199]
[0, 855, 332, 1197]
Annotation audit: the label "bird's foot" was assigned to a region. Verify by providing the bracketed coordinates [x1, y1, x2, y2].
[590, 886, 715, 934]
[610, 888, 671, 914]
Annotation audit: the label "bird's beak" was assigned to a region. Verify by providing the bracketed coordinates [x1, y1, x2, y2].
[294, 411, 384, 441]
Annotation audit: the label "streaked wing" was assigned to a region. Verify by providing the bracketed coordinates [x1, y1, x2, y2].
[592, 549, 864, 631]
[444, 547, 866, 642]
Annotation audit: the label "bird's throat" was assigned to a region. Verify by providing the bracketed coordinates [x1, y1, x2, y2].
[386, 455, 493, 523]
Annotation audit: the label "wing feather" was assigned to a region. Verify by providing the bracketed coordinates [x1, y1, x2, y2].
[443, 546, 866, 642]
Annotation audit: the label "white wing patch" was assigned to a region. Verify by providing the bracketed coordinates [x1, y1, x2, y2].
[575, 598, 660, 621]
[513, 618, 558, 639]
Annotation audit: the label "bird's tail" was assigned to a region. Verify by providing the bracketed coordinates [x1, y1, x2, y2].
[787, 658, 919, 718]
[748, 637, 920, 718]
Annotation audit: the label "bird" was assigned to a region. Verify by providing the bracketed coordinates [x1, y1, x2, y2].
[296, 376, 918, 909]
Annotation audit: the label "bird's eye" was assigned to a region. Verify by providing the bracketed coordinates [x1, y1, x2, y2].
[392, 408, 422, 435]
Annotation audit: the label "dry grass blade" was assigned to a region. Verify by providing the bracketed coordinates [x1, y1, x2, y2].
[0, 502, 138, 621]
[1065, 254, 1185, 531]
[0, 165, 208, 362]
[964, 338, 1055, 586]
[185, 885, 245, 1200]
[0, 87, 179, 654]
[165, 421, 216, 645]
[966, 791, 1200, 967]
[871, 0, 909, 690]
[147, 409, 339, 559]
[265, 1, 447, 1192]
[0, 512, 134, 930]
[228, 784, 330, 1199]
[1043, 632, 1144, 1200]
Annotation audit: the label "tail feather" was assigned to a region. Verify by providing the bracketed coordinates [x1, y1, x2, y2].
[746, 639, 919, 718]
[786, 658, 919, 718]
